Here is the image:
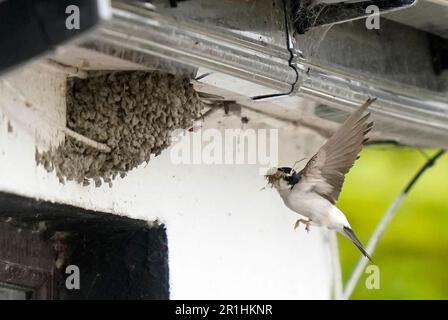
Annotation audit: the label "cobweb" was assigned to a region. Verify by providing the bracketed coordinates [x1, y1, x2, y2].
[292, 0, 333, 35]
[291, 0, 335, 61]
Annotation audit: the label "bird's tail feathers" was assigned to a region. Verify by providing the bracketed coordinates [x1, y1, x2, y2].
[343, 226, 373, 263]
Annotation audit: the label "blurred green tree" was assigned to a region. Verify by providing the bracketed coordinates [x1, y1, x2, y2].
[339, 148, 448, 300]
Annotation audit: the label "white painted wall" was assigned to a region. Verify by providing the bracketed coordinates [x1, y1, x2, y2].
[0, 64, 338, 299]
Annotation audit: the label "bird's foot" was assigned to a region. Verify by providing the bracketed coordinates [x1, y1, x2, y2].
[294, 219, 311, 233]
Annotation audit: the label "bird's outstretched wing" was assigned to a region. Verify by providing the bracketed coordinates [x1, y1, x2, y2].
[296, 98, 375, 204]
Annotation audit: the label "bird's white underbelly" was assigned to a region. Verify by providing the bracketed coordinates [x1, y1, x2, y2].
[282, 190, 350, 229]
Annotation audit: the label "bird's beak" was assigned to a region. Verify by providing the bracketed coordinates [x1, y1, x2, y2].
[264, 172, 283, 187]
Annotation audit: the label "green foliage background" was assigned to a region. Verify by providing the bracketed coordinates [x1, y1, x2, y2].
[338, 148, 448, 300]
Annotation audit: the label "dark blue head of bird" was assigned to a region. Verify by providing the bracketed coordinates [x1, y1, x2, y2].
[278, 167, 301, 188]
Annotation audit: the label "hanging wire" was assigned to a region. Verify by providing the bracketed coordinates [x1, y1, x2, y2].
[342, 149, 446, 299]
[251, 0, 299, 101]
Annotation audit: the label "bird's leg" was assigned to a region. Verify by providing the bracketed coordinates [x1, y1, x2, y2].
[294, 218, 311, 233]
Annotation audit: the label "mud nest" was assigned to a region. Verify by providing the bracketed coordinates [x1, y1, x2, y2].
[36, 71, 203, 187]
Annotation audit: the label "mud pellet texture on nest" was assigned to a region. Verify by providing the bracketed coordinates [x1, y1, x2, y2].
[36, 71, 203, 187]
